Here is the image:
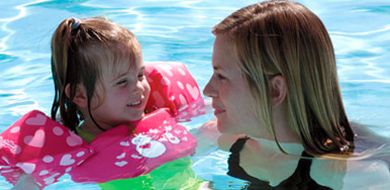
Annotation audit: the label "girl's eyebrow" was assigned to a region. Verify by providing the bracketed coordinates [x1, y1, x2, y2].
[111, 65, 145, 82]
[111, 67, 130, 82]
[112, 72, 127, 82]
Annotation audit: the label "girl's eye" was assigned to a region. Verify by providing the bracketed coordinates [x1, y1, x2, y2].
[116, 79, 128, 86]
[138, 73, 145, 81]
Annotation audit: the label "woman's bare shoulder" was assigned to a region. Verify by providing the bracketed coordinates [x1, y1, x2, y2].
[311, 158, 390, 189]
[351, 122, 389, 139]
[350, 122, 390, 151]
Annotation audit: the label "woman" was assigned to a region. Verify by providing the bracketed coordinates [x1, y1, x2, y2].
[203, 1, 389, 189]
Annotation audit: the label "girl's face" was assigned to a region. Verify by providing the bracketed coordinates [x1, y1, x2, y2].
[90, 52, 150, 130]
[203, 35, 262, 136]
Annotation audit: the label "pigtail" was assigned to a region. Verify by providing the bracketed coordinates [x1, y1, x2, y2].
[50, 18, 82, 132]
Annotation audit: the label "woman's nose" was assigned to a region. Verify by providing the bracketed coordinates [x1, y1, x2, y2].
[203, 77, 217, 98]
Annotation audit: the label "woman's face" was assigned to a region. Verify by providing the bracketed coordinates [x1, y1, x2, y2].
[203, 35, 262, 136]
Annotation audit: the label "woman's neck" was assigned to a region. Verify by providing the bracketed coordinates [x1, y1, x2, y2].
[248, 136, 304, 155]
[253, 102, 301, 144]
[249, 101, 303, 154]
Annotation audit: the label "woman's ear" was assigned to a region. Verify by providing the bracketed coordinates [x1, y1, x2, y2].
[269, 75, 287, 107]
[65, 84, 88, 108]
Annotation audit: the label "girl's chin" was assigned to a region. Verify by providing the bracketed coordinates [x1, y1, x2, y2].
[128, 112, 145, 122]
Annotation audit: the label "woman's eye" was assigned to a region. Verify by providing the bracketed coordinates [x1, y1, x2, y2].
[215, 73, 226, 80]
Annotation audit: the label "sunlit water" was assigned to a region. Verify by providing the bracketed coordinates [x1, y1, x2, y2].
[0, 0, 389, 189]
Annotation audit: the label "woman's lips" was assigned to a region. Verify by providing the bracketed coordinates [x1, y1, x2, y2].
[213, 108, 226, 115]
[212, 102, 226, 115]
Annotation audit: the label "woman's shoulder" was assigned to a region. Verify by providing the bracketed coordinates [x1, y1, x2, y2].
[233, 138, 305, 186]
[311, 157, 390, 189]
[350, 122, 390, 166]
[311, 122, 390, 188]
[350, 122, 389, 144]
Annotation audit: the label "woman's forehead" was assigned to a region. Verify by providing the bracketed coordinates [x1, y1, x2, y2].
[212, 35, 239, 71]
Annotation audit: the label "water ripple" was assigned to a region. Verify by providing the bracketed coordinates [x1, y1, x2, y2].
[331, 25, 390, 37]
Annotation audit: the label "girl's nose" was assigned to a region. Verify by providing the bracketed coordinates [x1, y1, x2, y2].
[132, 81, 144, 95]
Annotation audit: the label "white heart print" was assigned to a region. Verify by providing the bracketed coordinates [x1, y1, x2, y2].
[66, 133, 83, 147]
[161, 77, 171, 86]
[60, 154, 75, 166]
[115, 161, 128, 167]
[24, 129, 45, 148]
[186, 84, 199, 100]
[120, 141, 130, 146]
[178, 68, 186, 76]
[116, 152, 126, 159]
[10, 126, 20, 133]
[16, 162, 36, 174]
[177, 81, 184, 89]
[25, 113, 47, 126]
[52, 127, 64, 136]
[160, 65, 173, 76]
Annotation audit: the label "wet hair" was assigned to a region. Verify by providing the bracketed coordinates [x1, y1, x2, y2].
[213, 0, 354, 155]
[50, 17, 141, 132]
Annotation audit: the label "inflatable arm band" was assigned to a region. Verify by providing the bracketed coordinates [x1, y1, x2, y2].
[0, 110, 92, 188]
[145, 62, 205, 120]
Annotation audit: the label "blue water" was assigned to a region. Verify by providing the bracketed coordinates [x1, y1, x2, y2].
[0, 0, 389, 189]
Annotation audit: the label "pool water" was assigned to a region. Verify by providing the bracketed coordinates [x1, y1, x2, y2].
[0, 0, 389, 189]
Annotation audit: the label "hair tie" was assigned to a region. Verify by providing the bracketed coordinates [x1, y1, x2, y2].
[71, 17, 81, 34]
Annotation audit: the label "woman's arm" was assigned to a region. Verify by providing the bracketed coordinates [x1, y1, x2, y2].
[191, 119, 221, 155]
[12, 174, 40, 190]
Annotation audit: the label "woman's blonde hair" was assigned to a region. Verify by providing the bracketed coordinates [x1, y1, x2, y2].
[51, 17, 141, 132]
[213, 0, 354, 155]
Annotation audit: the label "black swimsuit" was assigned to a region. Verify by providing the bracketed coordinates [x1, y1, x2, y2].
[227, 137, 333, 190]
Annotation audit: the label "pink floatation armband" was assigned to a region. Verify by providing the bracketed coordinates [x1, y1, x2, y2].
[0, 110, 93, 188]
[69, 108, 196, 183]
[145, 62, 205, 121]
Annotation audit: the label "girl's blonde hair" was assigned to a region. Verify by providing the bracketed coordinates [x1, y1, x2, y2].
[51, 17, 141, 132]
[213, 0, 354, 155]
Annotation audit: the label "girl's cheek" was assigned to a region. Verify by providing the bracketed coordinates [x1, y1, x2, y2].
[144, 81, 151, 95]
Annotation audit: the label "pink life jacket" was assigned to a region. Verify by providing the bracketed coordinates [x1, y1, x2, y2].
[0, 62, 204, 188]
[69, 108, 196, 183]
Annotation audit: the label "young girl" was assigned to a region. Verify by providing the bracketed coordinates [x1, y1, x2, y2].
[4, 17, 206, 189]
[204, 1, 390, 189]
[51, 17, 149, 138]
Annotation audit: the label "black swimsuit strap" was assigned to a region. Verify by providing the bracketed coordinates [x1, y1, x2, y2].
[227, 137, 271, 187]
[227, 137, 333, 190]
[229, 136, 250, 152]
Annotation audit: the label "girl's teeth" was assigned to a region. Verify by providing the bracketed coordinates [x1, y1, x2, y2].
[129, 101, 141, 106]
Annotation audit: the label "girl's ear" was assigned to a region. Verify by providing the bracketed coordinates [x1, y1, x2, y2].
[65, 84, 88, 108]
[269, 75, 287, 107]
